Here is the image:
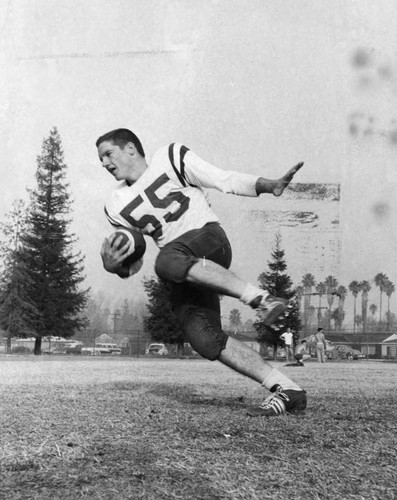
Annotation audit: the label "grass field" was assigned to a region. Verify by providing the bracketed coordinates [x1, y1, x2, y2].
[0, 356, 396, 500]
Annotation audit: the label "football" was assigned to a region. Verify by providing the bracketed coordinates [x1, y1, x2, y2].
[111, 228, 146, 267]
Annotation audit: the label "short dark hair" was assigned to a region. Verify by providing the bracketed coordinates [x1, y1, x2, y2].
[301, 340, 307, 344]
[95, 128, 145, 157]
[317, 328, 324, 332]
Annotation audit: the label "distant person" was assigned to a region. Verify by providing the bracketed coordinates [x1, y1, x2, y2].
[280, 328, 294, 362]
[294, 339, 310, 366]
[314, 328, 327, 363]
[97, 128, 306, 417]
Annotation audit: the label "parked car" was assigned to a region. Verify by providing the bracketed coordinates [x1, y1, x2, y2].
[346, 348, 366, 360]
[65, 343, 83, 354]
[96, 343, 121, 355]
[81, 347, 101, 356]
[146, 343, 168, 356]
[11, 346, 31, 354]
[51, 347, 67, 355]
[326, 344, 365, 360]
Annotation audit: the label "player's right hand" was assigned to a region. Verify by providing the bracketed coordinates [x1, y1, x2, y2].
[100, 236, 132, 275]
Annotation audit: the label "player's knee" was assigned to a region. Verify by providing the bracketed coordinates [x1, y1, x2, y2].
[154, 248, 194, 283]
[154, 251, 170, 281]
[188, 334, 228, 361]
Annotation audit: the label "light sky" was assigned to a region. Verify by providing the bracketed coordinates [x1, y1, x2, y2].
[0, 0, 396, 324]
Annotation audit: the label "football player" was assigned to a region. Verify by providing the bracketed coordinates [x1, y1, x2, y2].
[98, 128, 306, 417]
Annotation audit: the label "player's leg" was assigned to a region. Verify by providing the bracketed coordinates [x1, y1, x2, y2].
[183, 234, 289, 327]
[172, 283, 306, 416]
[157, 223, 289, 326]
[218, 336, 302, 390]
[294, 353, 304, 366]
[155, 225, 306, 417]
[173, 281, 292, 385]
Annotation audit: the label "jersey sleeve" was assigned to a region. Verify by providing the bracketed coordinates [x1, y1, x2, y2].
[168, 143, 259, 197]
[104, 205, 123, 228]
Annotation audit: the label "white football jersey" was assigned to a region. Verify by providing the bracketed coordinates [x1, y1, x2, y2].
[105, 143, 259, 248]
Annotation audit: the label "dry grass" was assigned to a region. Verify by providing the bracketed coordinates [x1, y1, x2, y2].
[0, 356, 396, 500]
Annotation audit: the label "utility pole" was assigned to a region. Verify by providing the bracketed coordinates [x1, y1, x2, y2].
[109, 311, 121, 337]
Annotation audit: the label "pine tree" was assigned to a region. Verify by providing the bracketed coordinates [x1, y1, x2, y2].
[254, 234, 302, 359]
[0, 251, 38, 352]
[0, 200, 37, 352]
[143, 276, 185, 354]
[21, 128, 88, 354]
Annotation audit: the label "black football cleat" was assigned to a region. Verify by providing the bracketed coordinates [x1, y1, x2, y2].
[247, 386, 307, 417]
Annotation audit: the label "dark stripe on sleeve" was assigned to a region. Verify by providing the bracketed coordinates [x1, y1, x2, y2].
[104, 206, 122, 228]
[179, 145, 190, 180]
[168, 143, 186, 187]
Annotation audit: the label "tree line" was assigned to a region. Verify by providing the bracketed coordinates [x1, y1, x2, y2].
[295, 272, 395, 334]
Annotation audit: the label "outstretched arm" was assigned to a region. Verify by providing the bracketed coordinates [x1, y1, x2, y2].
[255, 162, 304, 197]
[181, 145, 303, 197]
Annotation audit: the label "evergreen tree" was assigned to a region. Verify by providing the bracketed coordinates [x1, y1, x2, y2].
[0, 251, 38, 352]
[0, 200, 37, 352]
[254, 234, 302, 359]
[143, 275, 185, 353]
[21, 128, 88, 354]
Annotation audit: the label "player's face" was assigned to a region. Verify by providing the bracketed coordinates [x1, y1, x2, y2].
[98, 140, 134, 181]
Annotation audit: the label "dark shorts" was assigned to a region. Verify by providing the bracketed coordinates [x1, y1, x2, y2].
[154, 222, 232, 361]
[155, 222, 232, 283]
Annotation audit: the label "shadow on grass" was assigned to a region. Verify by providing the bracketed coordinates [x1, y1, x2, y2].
[111, 380, 250, 411]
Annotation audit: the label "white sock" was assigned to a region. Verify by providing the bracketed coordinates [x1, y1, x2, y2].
[240, 283, 268, 306]
[262, 368, 302, 392]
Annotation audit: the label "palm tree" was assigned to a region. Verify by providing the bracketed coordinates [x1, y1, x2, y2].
[374, 272, 389, 330]
[384, 279, 395, 332]
[336, 285, 347, 330]
[324, 275, 339, 331]
[355, 315, 363, 330]
[349, 280, 362, 334]
[369, 303, 377, 331]
[294, 285, 304, 323]
[301, 273, 316, 331]
[315, 281, 327, 328]
[229, 308, 242, 332]
[331, 307, 345, 330]
[360, 281, 371, 332]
